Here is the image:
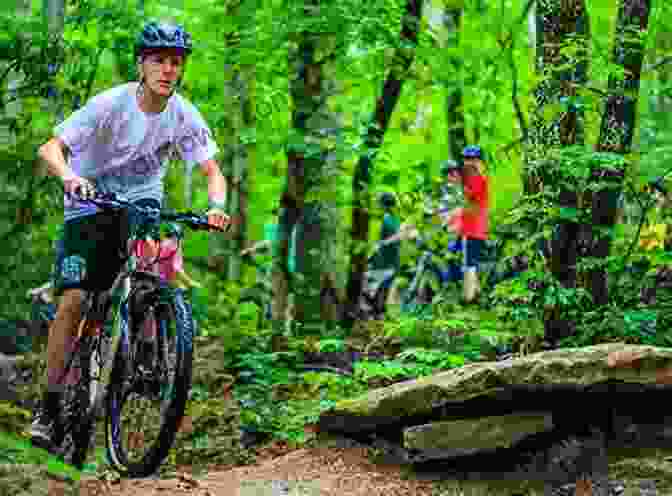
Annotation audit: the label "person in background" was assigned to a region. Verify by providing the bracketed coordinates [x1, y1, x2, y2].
[241, 208, 297, 321]
[134, 223, 202, 290]
[27, 227, 66, 325]
[133, 223, 202, 367]
[446, 145, 489, 304]
[367, 192, 402, 310]
[437, 159, 465, 225]
[369, 192, 402, 272]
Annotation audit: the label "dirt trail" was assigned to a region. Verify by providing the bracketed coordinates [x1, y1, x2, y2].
[64, 445, 438, 496]
[49, 446, 672, 496]
[47, 442, 672, 496]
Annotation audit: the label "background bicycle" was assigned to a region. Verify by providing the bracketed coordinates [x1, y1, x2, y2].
[398, 227, 537, 313]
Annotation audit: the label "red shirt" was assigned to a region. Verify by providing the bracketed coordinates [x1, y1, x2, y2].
[458, 175, 489, 240]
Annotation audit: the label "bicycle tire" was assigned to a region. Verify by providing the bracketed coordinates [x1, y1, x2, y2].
[60, 319, 106, 469]
[402, 266, 436, 308]
[105, 286, 194, 478]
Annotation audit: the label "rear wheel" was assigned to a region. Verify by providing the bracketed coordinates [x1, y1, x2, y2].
[401, 266, 437, 312]
[105, 287, 193, 478]
[60, 319, 107, 469]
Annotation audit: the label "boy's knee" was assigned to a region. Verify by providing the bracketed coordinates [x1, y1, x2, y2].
[57, 289, 86, 315]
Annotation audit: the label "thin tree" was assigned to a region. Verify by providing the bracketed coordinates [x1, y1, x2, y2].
[588, 0, 652, 306]
[522, 0, 590, 345]
[344, 0, 424, 326]
[443, 5, 465, 159]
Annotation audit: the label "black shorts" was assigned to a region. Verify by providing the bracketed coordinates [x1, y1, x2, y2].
[462, 237, 486, 270]
[54, 198, 160, 296]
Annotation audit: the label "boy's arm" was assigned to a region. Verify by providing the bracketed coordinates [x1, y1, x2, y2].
[241, 240, 272, 256]
[200, 159, 230, 231]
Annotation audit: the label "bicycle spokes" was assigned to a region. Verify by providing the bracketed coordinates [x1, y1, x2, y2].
[107, 312, 180, 468]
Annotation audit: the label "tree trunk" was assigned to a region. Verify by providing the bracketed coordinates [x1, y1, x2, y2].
[207, 66, 243, 279]
[442, 7, 465, 159]
[42, 0, 65, 123]
[344, 0, 423, 327]
[589, 0, 652, 306]
[227, 69, 253, 282]
[527, 0, 536, 50]
[283, 7, 343, 336]
[524, 0, 590, 344]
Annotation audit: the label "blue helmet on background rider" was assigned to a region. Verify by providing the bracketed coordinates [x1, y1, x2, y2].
[462, 145, 485, 161]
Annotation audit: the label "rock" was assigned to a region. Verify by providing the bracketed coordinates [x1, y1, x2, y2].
[318, 342, 672, 493]
[404, 412, 553, 452]
[319, 343, 672, 435]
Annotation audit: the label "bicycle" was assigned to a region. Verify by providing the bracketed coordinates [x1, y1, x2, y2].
[49, 190, 226, 477]
[399, 228, 533, 311]
[355, 257, 397, 321]
[238, 249, 394, 325]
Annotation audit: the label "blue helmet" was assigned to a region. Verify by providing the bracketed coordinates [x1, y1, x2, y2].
[135, 22, 193, 58]
[462, 145, 484, 160]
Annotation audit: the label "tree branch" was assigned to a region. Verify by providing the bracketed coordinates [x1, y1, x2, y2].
[498, 36, 528, 145]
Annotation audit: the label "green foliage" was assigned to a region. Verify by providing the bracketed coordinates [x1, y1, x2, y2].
[396, 347, 466, 368]
[354, 359, 432, 382]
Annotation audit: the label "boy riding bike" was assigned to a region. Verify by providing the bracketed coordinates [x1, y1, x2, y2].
[29, 21, 231, 457]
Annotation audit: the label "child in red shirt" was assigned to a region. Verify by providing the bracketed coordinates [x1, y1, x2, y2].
[447, 145, 489, 303]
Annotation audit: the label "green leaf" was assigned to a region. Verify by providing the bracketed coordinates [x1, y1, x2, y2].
[380, 171, 400, 187]
[558, 207, 580, 222]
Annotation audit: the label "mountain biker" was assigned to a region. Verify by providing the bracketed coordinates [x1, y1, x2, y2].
[446, 145, 489, 304]
[29, 21, 231, 456]
[241, 207, 297, 273]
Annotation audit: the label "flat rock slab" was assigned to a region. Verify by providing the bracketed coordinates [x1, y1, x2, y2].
[404, 412, 554, 452]
[319, 343, 672, 434]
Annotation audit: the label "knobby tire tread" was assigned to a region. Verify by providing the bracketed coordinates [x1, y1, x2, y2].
[67, 333, 98, 469]
[105, 289, 193, 478]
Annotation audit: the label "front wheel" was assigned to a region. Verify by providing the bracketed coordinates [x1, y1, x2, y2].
[105, 288, 194, 478]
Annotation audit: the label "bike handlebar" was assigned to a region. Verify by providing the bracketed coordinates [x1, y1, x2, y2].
[66, 190, 228, 233]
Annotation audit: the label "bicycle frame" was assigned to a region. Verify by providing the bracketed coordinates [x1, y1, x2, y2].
[62, 193, 215, 389]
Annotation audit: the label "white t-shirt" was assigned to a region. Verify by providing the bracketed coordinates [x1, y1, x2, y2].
[55, 82, 218, 222]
